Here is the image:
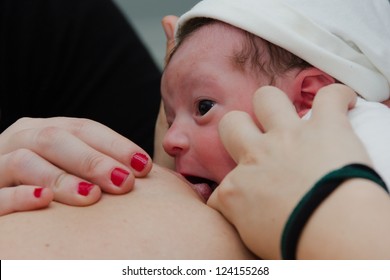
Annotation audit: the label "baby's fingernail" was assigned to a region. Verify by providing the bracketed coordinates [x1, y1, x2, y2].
[111, 168, 130, 187]
[34, 188, 44, 198]
[130, 153, 149, 172]
[78, 182, 94, 196]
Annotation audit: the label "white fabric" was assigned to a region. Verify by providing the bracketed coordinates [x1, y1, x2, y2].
[349, 99, 390, 190]
[177, 0, 390, 101]
[303, 98, 390, 191]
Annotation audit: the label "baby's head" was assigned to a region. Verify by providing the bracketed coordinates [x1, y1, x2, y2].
[161, 18, 322, 201]
[161, 0, 390, 201]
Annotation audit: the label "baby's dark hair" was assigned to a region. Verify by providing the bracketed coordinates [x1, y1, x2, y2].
[168, 17, 311, 83]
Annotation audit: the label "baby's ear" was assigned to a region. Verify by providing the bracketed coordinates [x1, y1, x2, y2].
[293, 68, 335, 115]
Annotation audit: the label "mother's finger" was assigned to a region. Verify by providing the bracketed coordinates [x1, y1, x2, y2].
[54, 117, 152, 176]
[253, 86, 300, 132]
[0, 186, 54, 216]
[3, 117, 152, 177]
[0, 149, 102, 206]
[5, 127, 136, 195]
[310, 84, 357, 125]
[218, 111, 263, 164]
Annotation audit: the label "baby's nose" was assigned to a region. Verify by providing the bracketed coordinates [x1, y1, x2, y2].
[162, 125, 190, 157]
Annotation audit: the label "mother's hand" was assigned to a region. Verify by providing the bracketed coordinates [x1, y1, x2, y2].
[0, 117, 152, 215]
[208, 85, 372, 259]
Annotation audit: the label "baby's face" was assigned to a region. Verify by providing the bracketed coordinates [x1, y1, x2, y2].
[161, 23, 262, 200]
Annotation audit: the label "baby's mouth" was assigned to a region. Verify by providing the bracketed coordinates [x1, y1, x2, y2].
[184, 175, 218, 202]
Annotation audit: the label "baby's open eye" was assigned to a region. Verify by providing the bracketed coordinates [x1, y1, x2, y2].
[197, 99, 215, 116]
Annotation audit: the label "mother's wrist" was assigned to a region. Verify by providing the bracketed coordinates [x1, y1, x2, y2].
[281, 163, 388, 260]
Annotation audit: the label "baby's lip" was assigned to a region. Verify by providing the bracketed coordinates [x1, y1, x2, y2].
[181, 175, 218, 202]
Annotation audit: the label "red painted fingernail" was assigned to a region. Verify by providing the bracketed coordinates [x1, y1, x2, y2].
[130, 153, 149, 172]
[111, 168, 130, 187]
[78, 182, 94, 196]
[34, 188, 43, 198]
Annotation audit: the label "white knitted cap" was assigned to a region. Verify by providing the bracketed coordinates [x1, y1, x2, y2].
[177, 0, 390, 101]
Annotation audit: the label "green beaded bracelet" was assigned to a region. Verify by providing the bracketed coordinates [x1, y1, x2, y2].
[281, 163, 388, 260]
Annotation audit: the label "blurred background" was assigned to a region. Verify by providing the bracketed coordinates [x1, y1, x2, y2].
[113, 0, 199, 69]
